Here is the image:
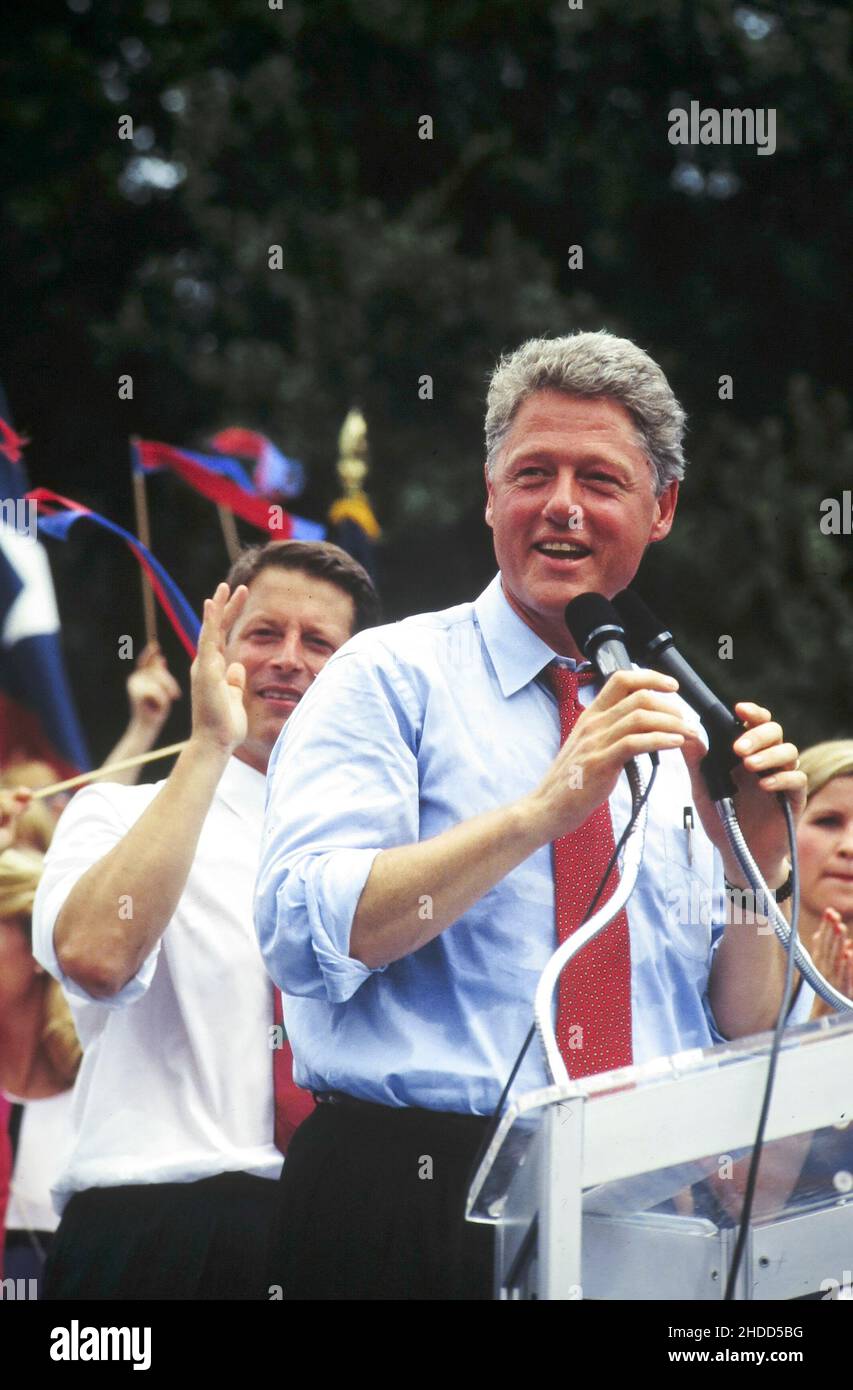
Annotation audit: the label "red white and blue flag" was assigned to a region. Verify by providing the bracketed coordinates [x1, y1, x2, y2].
[134, 438, 323, 539]
[29, 488, 201, 661]
[0, 389, 89, 773]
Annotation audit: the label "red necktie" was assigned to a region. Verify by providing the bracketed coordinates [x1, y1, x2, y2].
[546, 663, 633, 1079]
[272, 988, 315, 1155]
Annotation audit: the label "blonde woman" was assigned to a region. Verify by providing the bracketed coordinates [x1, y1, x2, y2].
[0, 845, 80, 1099]
[795, 741, 853, 1016]
[0, 843, 81, 1287]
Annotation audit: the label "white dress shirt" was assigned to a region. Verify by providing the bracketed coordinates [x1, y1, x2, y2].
[33, 756, 282, 1212]
[5, 1089, 75, 1232]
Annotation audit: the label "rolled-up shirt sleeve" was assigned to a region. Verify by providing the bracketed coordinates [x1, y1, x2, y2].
[255, 640, 421, 1004]
[32, 783, 161, 1009]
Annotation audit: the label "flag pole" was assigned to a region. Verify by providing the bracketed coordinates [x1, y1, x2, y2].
[217, 504, 241, 563]
[130, 438, 157, 646]
[30, 741, 188, 800]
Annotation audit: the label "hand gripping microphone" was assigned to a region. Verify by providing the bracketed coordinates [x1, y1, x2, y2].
[613, 587, 743, 799]
[563, 591, 658, 769]
[563, 592, 633, 678]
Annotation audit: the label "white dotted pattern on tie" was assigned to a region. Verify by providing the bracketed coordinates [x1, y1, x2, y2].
[547, 662, 633, 1078]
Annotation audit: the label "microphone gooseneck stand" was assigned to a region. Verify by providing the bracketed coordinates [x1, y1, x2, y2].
[613, 585, 853, 1011]
[534, 758, 649, 1087]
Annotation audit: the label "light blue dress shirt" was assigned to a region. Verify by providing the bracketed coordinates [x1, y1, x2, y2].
[255, 575, 797, 1115]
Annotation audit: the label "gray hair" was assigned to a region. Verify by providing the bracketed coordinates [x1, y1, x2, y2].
[484, 330, 686, 494]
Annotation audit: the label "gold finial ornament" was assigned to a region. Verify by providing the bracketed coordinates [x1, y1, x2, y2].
[336, 408, 369, 496]
[330, 407, 381, 540]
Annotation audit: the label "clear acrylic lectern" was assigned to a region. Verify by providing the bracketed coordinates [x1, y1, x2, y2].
[466, 1012, 853, 1300]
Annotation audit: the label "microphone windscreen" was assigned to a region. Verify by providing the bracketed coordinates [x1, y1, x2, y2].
[612, 589, 665, 655]
[564, 592, 623, 657]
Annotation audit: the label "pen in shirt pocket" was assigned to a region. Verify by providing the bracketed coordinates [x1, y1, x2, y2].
[683, 806, 694, 866]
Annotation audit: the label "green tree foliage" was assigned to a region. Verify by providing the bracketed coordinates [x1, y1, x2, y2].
[642, 379, 853, 747]
[1, 0, 849, 750]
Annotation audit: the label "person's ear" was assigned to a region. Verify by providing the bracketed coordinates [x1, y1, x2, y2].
[649, 479, 679, 544]
[484, 461, 495, 528]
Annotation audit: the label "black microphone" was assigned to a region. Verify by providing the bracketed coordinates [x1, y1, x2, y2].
[564, 591, 660, 774]
[613, 588, 742, 798]
[564, 592, 633, 678]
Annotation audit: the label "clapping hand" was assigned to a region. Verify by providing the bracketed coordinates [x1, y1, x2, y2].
[810, 908, 853, 1019]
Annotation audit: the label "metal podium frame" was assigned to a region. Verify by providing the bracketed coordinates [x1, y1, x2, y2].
[466, 1013, 853, 1300]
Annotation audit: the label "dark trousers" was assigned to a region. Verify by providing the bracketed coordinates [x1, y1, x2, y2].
[42, 1171, 278, 1300]
[270, 1099, 495, 1300]
[3, 1230, 52, 1297]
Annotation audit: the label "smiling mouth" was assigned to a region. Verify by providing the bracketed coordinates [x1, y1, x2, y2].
[533, 541, 591, 560]
[258, 687, 302, 704]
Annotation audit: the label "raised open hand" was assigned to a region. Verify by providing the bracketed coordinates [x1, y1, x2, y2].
[189, 583, 250, 755]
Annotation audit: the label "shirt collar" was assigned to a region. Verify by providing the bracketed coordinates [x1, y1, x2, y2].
[473, 573, 590, 698]
[216, 754, 267, 825]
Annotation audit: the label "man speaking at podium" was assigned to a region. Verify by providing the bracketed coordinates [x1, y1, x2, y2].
[255, 331, 806, 1300]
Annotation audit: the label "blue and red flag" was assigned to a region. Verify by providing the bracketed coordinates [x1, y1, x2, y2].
[209, 428, 305, 500]
[0, 390, 89, 775]
[134, 439, 324, 540]
[29, 488, 200, 660]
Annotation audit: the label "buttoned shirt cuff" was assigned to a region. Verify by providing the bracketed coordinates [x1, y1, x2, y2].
[33, 877, 161, 1010]
[299, 847, 387, 1003]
